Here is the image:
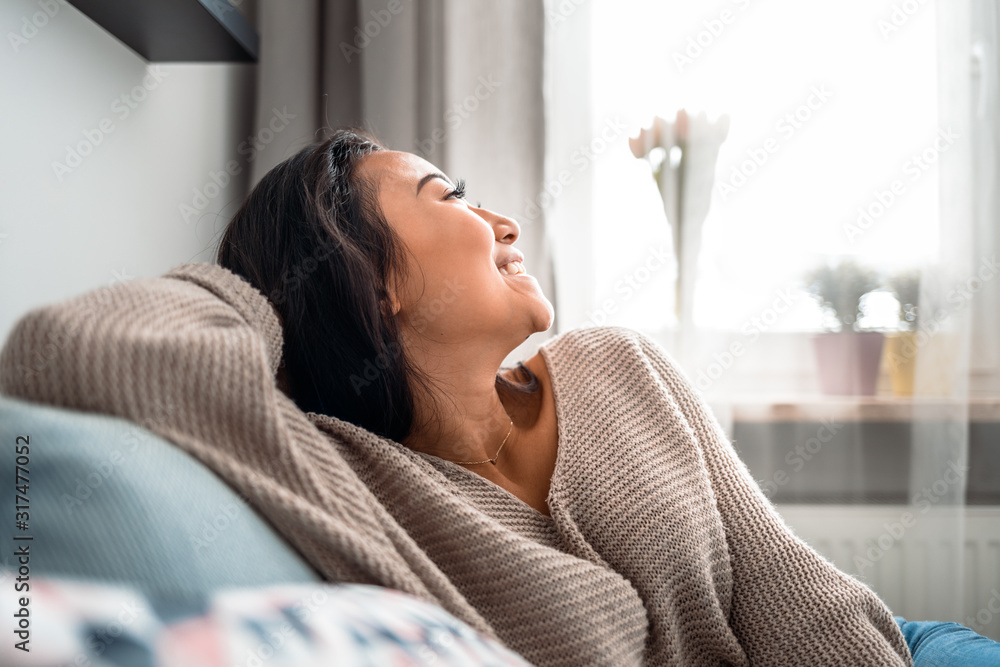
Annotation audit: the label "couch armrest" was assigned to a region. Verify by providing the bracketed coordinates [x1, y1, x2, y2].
[0, 395, 321, 604]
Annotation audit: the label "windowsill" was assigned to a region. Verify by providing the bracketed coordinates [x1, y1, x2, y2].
[729, 398, 1000, 504]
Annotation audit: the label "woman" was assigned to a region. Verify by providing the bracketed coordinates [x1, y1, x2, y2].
[214, 129, 998, 666]
[219, 128, 558, 516]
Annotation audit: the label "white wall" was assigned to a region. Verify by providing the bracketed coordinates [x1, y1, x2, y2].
[0, 0, 257, 343]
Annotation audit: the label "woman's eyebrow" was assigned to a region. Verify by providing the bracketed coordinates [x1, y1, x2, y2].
[415, 172, 452, 195]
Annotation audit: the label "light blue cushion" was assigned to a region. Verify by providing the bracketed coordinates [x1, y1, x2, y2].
[0, 395, 321, 609]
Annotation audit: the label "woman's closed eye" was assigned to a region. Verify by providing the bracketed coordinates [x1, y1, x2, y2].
[445, 178, 467, 201]
[445, 179, 482, 207]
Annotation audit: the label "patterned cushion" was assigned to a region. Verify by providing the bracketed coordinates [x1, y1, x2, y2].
[0, 575, 532, 666]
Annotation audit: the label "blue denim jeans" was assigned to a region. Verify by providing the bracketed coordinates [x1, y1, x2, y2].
[896, 616, 1000, 665]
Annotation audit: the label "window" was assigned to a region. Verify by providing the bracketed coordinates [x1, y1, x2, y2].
[585, 0, 939, 335]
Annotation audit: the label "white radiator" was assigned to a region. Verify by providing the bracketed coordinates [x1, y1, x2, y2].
[776, 504, 1000, 642]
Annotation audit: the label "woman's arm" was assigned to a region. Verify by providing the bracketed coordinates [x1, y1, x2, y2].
[629, 330, 913, 667]
[0, 264, 490, 631]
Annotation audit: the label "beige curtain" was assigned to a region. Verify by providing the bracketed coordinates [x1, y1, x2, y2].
[245, 0, 555, 363]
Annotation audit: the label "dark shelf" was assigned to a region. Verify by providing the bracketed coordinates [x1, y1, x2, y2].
[67, 0, 258, 62]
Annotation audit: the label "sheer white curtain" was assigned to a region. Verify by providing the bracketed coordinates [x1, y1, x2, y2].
[546, 0, 999, 636]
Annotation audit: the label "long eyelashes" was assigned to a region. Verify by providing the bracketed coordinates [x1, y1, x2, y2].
[445, 179, 482, 207]
[445, 178, 467, 200]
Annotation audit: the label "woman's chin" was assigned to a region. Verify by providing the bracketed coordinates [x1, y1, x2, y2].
[530, 296, 555, 334]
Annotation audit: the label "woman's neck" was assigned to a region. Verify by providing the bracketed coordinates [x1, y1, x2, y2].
[401, 338, 516, 466]
[406, 391, 514, 466]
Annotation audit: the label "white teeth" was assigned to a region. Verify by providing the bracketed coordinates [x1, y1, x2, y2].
[498, 261, 525, 276]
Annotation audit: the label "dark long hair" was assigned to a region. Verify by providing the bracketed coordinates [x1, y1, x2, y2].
[217, 129, 538, 442]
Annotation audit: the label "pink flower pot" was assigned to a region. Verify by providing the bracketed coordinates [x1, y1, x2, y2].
[811, 331, 885, 396]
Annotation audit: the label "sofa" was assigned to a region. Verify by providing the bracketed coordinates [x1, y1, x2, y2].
[0, 394, 531, 666]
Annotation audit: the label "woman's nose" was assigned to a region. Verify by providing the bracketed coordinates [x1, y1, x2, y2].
[480, 207, 520, 244]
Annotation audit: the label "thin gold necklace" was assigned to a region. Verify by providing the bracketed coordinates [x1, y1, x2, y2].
[451, 419, 514, 466]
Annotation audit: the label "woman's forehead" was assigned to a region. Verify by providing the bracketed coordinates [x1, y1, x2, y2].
[360, 150, 440, 190]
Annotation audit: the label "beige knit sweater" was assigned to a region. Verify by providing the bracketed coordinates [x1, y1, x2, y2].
[0, 263, 912, 667]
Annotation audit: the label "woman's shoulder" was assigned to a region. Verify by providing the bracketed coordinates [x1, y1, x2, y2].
[537, 326, 683, 386]
[540, 325, 671, 362]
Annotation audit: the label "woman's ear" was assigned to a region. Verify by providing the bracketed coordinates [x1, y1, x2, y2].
[381, 283, 402, 317]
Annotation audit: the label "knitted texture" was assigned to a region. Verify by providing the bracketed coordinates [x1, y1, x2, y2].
[0, 263, 913, 667]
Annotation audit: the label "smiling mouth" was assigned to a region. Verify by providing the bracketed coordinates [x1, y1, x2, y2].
[498, 260, 527, 276]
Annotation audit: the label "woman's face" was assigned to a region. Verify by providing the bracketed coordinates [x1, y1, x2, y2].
[358, 150, 554, 348]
